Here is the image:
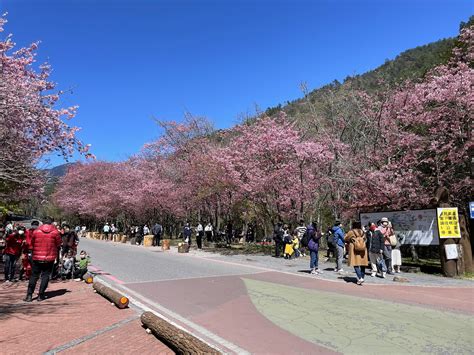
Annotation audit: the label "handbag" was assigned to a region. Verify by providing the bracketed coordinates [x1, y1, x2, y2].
[389, 235, 397, 247]
[377, 256, 387, 272]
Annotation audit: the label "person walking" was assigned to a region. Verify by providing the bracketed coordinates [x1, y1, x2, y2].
[4, 226, 25, 282]
[196, 222, 204, 249]
[24, 217, 62, 302]
[151, 222, 163, 247]
[205, 222, 214, 242]
[332, 221, 345, 272]
[344, 221, 368, 285]
[307, 222, 322, 274]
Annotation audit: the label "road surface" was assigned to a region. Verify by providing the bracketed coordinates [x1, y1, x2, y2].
[80, 238, 474, 354]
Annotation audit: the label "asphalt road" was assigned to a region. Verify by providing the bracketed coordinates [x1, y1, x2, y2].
[79, 238, 474, 355]
[79, 238, 259, 283]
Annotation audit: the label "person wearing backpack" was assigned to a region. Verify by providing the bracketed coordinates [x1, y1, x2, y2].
[344, 221, 368, 285]
[307, 222, 323, 275]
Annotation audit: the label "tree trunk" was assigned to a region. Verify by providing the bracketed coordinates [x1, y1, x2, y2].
[459, 212, 473, 273]
[93, 281, 129, 309]
[141, 311, 220, 354]
[409, 245, 419, 262]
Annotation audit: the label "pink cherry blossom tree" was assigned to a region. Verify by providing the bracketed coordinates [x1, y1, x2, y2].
[0, 16, 91, 205]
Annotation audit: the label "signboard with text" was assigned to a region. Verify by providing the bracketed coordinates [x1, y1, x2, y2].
[360, 209, 439, 245]
[437, 207, 461, 239]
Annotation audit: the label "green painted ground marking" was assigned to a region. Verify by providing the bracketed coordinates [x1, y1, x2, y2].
[243, 278, 474, 354]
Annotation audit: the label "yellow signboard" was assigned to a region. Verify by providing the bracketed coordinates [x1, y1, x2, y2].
[437, 207, 461, 239]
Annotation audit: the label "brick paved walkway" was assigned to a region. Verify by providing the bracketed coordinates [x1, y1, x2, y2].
[0, 276, 173, 354]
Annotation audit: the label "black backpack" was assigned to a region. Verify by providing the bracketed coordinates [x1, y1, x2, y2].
[301, 231, 310, 247]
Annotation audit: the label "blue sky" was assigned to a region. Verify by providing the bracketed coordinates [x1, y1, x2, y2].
[1, 0, 472, 167]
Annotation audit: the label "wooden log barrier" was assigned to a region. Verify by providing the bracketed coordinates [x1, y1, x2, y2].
[178, 243, 190, 253]
[141, 311, 220, 354]
[143, 235, 154, 247]
[82, 273, 94, 284]
[93, 281, 129, 309]
[162, 239, 170, 251]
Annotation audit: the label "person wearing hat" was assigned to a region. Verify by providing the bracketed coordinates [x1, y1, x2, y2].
[332, 220, 345, 272]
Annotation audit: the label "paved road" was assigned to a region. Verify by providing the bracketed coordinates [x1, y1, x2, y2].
[80, 238, 474, 354]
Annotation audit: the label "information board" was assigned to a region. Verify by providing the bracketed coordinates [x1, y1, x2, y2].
[437, 207, 461, 239]
[360, 209, 439, 245]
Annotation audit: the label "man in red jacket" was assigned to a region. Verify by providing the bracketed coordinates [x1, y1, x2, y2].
[24, 217, 62, 302]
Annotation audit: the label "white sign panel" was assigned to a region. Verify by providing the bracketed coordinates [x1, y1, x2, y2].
[360, 209, 439, 246]
[444, 244, 458, 260]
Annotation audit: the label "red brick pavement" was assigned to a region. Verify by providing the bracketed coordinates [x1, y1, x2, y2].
[0, 278, 173, 354]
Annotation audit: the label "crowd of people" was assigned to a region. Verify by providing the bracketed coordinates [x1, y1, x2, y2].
[272, 217, 403, 285]
[0, 218, 91, 301]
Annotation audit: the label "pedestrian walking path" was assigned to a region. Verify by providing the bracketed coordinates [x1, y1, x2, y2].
[0, 278, 172, 354]
[78, 238, 474, 354]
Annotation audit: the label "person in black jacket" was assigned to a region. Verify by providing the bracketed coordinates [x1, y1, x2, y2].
[273, 222, 284, 258]
[369, 221, 386, 277]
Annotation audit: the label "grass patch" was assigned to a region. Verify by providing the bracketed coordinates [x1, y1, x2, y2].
[402, 257, 442, 274]
[204, 243, 274, 256]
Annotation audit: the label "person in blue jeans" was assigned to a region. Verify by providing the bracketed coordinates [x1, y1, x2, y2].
[307, 222, 323, 275]
[344, 221, 368, 285]
[332, 221, 345, 272]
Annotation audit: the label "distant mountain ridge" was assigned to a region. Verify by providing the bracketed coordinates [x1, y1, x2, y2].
[45, 163, 77, 178]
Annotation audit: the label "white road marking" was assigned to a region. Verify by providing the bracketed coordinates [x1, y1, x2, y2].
[95, 276, 250, 355]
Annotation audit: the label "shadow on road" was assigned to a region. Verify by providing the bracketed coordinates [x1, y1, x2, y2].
[44, 288, 70, 299]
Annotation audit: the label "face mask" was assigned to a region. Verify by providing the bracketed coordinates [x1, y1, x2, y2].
[370, 225, 376, 231]
[18, 230, 25, 235]
[80, 255, 86, 259]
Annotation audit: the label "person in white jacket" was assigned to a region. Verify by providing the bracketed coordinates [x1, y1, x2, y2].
[204, 223, 214, 242]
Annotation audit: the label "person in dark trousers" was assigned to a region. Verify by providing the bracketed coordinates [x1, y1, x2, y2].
[151, 223, 163, 247]
[24, 217, 62, 302]
[332, 221, 345, 272]
[19, 221, 39, 281]
[183, 222, 192, 246]
[205, 222, 214, 242]
[225, 222, 233, 246]
[4, 226, 25, 282]
[371, 220, 388, 278]
[273, 222, 284, 257]
[196, 222, 204, 249]
[307, 222, 323, 274]
[325, 226, 335, 262]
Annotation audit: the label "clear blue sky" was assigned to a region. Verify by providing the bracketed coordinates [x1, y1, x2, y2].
[1, 0, 472, 167]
